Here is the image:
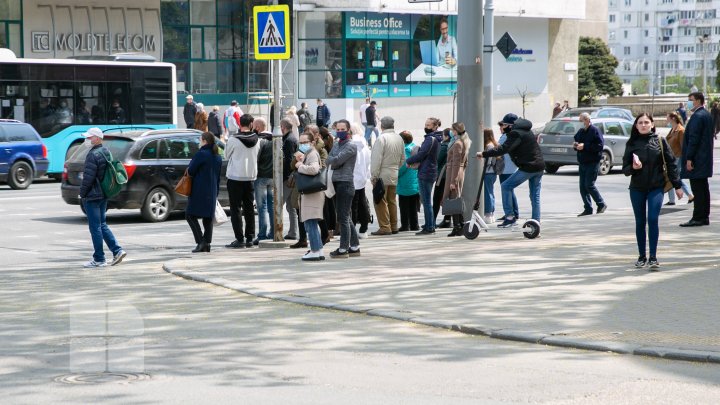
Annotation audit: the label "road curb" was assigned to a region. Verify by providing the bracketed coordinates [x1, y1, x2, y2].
[162, 261, 720, 365]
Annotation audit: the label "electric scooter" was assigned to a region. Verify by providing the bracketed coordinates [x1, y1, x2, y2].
[463, 158, 541, 240]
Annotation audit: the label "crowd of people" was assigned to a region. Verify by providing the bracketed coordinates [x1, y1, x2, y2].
[171, 92, 714, 269]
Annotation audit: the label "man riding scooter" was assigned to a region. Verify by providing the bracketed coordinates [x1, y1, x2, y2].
[477, 113, 545, 227]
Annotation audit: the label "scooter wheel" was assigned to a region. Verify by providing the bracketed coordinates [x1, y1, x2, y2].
[463, 222, 480, 240]
[523, 219, 540, 239]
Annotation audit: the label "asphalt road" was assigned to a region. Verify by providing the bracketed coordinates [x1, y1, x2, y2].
[1, 176, 719, 404]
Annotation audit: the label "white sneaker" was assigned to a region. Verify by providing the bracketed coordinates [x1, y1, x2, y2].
[302, 250, 325, 261]
[358, 232, 368, 239]
[483, 215, 495, 224]
[111, 250, 127, 266]
[84, 260, 107, 268]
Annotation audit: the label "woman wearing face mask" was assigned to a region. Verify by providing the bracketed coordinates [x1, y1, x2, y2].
[326, 119, 360, 258]
[664, 112, 693, 206]
[622, 113, 683, 270]
[295, 133, 326, 261]
[443, 122, 472, 236]
[186, 132, 223, 253]
[405, 117, 443, 235]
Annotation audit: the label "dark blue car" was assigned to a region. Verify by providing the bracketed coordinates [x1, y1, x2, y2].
[0, 120, 49, 189]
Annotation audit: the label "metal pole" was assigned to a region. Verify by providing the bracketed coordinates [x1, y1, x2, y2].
[272, 58, 284, 241]
[457, 0, 484, 218]
[483, 0, 494, 130]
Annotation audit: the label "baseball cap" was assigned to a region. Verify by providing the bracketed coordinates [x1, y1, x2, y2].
[186, 94, 193, 100]
[82, 127, 104, 139]
[498, 113, 518, 126]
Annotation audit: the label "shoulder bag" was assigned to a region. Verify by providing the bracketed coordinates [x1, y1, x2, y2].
[296, 167, 328, 194]
[174, 169, 192, 197]
[658, 137, 673, 193]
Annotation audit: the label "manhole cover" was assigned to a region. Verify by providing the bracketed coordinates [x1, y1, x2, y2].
[54, 372, 151, 385]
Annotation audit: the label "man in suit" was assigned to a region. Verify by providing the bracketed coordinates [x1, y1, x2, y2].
[680, 91, 714, 227]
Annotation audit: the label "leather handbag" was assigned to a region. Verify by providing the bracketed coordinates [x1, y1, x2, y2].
[296, 167, 328, 194]
[174, 169, 192, 197]
[442, 196, 465, 216]
[372, 178, 385, 205]
[658, 137, 673, 193]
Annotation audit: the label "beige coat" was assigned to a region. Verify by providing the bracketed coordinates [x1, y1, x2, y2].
[443, 137, 470, 200]
[297, 149, 325, 221]
[370, 129, 406, 185]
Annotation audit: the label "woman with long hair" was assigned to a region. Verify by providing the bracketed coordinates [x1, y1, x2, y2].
[295, 132, 326, 261]
[622, 113, 683, 269]
[442, 122, 472, 236]
[186, 132, 222, 252]
[664, 111, 693, 205]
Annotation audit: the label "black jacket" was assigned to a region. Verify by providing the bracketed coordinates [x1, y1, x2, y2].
[257, 131, 273, 178]
[681, 106, 714, 179]
[208, 111, 222, 137]
[282, 132, 298, 180]
[622, 132, 681, 191]
[80, 145, 109, 201]
[183, 102, 197, 126]
[483, 118, 544, 173]
[573, 124, 604, 164]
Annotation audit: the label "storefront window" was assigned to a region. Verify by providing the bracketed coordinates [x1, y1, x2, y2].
[0, 0, 21, 20]
[191, 61, 216, 93]
[298, 40, 342, 71]
[217, 27, 244, 59]
[191, 0, 216, 25]
[163, 26, 190, 59]
[161, 0, 189, 25]
[217, 0, 243, 26]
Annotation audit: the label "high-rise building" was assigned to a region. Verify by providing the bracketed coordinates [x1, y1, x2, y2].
[609, 0, 718, 94]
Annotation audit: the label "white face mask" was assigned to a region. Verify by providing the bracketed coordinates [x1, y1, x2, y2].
[83, 139, 93, 148]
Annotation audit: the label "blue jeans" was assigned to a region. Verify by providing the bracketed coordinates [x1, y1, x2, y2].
[334, 181, 360, 251]
[364, 124, 377, 146]
[629, 187, 663, 257]
[578, 162, 605, 211]
[254, 177, 274, 239]
[501, 170, 543, 221]
[498, 173, 519, 217]
[418, 179, 435, 230]
[304, 218, 323, 252]
[84, 199, 121, 262]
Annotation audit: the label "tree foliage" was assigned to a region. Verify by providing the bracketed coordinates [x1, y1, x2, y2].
[578, 37, 623, 104]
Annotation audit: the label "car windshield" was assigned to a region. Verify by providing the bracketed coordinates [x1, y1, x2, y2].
[67, 138, 134, 162]
[542, 121, 584, 135]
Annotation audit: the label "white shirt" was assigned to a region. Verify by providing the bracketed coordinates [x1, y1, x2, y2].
[436, 35, 457, 66]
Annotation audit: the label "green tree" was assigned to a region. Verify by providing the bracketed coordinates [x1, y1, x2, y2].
[631, 78, 649, 94]
[715, 49, 720, 90]
[578, 37, 623, 105]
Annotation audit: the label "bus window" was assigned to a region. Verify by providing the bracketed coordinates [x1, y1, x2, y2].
[0, 83, 29, 122]
[107, 83, 129, 124]
[29, 82, 74, 137]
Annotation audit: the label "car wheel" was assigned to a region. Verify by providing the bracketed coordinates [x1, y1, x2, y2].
[599, 151, 612, 175]
[142, 187, 173, 222]
[8, 161, 33, 190]
[544, 164, 560, 174]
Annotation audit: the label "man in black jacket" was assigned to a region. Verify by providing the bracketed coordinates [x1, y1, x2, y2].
[253, 117, 274, 244]
[680, 91, 715, 226]
[79, 127, 126, 268]
[281, 118, 299, 239]
[183, 95, 197, 128]
[479, 114, 544, 228]
[574, 113, 607, 216]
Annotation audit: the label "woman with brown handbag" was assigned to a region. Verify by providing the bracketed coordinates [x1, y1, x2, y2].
[186, 132, 222, 253]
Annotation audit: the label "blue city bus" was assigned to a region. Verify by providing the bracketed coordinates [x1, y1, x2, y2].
[0, 49, 177, 179]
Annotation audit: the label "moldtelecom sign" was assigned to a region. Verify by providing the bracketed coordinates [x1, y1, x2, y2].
[31, 32, 156, 53]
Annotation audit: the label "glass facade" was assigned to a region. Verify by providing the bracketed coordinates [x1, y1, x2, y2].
[161, 0, 269, 98]
[0, 0, 22, 56]
[298, 11, 457, 99]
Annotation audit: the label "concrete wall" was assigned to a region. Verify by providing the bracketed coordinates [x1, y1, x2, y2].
[548, 19, 580, 111]
[22, 0, 162, 60]
[580, 0, 609, 41]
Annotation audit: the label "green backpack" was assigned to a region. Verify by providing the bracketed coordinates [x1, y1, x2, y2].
[97, 149, 128, 198]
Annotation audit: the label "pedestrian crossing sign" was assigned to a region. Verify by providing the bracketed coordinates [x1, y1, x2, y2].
[253, 5, 290, 60]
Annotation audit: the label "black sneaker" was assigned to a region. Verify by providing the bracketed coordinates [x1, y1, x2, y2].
[577, 210, 593, 217]
[634, 256, 647, 268]
[348, 248, 361, 257]
[664, 202, 675, 206]
[597, 204, 607, 214]
[245, 240, 254, 248]
[415, 228, 435, 235]
[225, 240, 244, 249]
[497, 216, 517, 228]
[647, 257, 659, 270]
[329, 248, 349, 259]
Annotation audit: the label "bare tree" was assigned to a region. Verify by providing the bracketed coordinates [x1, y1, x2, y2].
[517, 86, 534, 118]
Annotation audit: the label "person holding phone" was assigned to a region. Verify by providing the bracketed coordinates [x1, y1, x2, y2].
[622, 113, 683, 270]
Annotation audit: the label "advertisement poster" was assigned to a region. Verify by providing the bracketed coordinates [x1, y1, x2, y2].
[344, 12, 458, 98]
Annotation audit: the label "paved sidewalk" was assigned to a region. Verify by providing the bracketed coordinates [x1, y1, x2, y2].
[164, 206, 720, 363]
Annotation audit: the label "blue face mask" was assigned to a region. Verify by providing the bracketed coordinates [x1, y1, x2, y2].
[336, 131, 348, 140]
[298, 144, 311, 153]
[331, 130, 337, 137]
[687, 100, 694, 111]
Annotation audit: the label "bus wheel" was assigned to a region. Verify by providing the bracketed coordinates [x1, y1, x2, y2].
[8, 161, 33, 190]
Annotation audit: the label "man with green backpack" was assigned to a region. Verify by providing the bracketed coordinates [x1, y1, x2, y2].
[79, 127, 127, 268]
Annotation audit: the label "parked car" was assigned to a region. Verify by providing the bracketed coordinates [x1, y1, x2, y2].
[555, 107, 634, 122]
[537, 117, 633, 175]
[61, 129, 229, 222]
[0, 119, 49, 189]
